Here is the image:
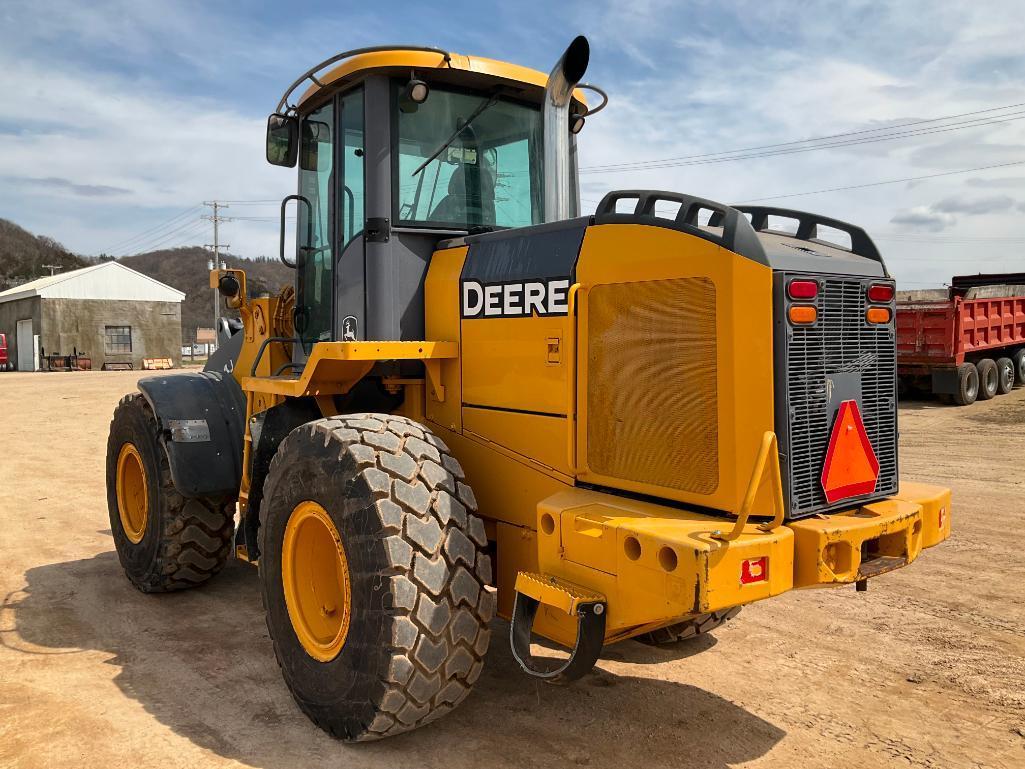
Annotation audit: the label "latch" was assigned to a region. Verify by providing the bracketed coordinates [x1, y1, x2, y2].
[546, 336, 561, 364]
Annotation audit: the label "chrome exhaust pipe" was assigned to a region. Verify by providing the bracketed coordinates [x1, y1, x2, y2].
[543, 36, 589, 222]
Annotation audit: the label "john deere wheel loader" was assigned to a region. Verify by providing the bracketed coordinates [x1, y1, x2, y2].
[106, 36, 952, 741]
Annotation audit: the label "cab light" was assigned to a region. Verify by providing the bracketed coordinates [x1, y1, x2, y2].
[867, 283, 894, 303]
[788, 279, 819, 299]
[866, 307, 891, 324]
[741, 557, 768, 585]
[789, 305, 817, 324]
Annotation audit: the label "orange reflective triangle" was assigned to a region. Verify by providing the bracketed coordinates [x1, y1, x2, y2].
[820, 399, 879, 504]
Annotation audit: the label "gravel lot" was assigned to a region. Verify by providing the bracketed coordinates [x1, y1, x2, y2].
[1, 369, 1023, 769]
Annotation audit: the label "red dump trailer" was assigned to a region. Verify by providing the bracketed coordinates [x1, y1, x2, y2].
[897, 273, 1025, 405]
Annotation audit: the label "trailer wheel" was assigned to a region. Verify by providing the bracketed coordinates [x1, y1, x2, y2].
[996, 358, 1015, 395]
[953, 363, 979, 406]
[106, 394, 236, 592]
[259, 415, 494, 741]
[977, 359, 999, 400]
[635, 607, 742, 646]
[1012, 348, 1025, 385]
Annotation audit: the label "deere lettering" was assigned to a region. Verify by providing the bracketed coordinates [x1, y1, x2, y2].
[461, 278, 571, 318]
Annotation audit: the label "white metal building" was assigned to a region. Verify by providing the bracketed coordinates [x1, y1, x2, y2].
[0, 262, 185, 371]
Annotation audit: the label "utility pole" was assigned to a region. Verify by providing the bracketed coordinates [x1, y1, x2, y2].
[202, 201, 232, 347]
[41, 264, 62, 276]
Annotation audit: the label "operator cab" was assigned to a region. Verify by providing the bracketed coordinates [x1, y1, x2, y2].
[265, 44, 596, 356]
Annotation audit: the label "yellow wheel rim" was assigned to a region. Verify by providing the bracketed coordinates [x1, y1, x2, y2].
[116, 443, 148, 544]
[282, 501, 352, 662]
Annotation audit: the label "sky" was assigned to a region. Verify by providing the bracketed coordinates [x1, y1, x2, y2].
[2, 0, 1024, 287]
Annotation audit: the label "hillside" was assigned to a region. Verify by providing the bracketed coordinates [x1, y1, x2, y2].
[120, 248, 293, 341]
[0, 218, 293, 341]
[0, 219, 87, 289]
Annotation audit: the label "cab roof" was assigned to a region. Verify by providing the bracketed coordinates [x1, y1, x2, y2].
[295, 48, 587, 111]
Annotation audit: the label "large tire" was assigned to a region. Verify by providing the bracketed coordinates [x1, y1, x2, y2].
[996, 358, 1015, 395]
[1012, 348, 1025, 386]
[259, 414, 494, 742]
[977, 359, 998, 400]
[634, 607, 742, 646]
[106, 394, 235, 592]
[953, 363, 979, 406]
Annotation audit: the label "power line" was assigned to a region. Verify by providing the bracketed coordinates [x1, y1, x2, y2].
[101, 205, 202, 254]
[581, 101, 1025, 173]
[582, 111, 1025, 173]
[117, 216, 206, 256]
[739, 159, 1025, 202]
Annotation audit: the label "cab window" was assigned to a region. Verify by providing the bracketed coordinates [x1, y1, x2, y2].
[394, 86, 543, 230]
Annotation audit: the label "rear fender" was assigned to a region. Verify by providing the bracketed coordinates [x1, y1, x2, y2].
[137, 372, 245, 498]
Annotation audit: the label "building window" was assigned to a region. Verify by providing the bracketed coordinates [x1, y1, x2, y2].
[104, 325, 132, 354]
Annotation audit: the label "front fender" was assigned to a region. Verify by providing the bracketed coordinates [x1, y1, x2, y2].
[137, 371, 245, 498]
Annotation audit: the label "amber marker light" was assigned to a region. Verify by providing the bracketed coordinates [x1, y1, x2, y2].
[789, 305, 817, 324]
[866, 307, 892, 324]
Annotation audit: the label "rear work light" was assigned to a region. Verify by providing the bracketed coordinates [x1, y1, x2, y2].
[866, 307, 892, 324]
[741, 557, 768, 585]
[788, 279, 819, 299]
[789, 305, 817, 324]
[867, 283, 894, 303]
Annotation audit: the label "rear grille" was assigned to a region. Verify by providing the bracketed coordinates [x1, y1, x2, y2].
[586, 277, 719, 494]
[779, 274, 898, 516]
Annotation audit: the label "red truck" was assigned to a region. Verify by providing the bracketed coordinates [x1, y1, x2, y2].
[897, 273, 1025, 405]
[0, 332, 8, 371]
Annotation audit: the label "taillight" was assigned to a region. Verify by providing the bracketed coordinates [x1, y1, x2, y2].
[789, 305, 817, 324]
[788, 279, 818, 299]
[741, 557, 768, 585]
[866, 307, 891, 324]
[867, 283, 894, 303]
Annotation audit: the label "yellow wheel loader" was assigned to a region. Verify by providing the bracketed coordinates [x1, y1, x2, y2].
[106, 36, 952, 741]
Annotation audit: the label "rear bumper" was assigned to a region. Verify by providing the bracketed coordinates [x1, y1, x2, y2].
[525, 483, 951, 645]
[789, 480, 951, 587]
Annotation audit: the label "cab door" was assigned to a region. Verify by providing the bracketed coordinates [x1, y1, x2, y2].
[295, 99, 335, 355]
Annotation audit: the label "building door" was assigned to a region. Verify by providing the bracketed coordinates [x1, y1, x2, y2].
[16, 319, 34, 371]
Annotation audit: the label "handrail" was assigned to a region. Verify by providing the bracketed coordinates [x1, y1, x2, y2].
[593, 190, 765, 263]
[276, 45, 452, 113]
[565, 283, 586, 474]
[250, 336, 299, 377]
[280, 194, 312, 268]
[711, 431, 786, 541]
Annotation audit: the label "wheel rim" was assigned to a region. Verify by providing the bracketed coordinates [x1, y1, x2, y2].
[116, 443, 148, 544]
[282, 501, 352, 662]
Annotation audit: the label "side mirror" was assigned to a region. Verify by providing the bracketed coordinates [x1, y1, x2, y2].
[266, 113, 298, 167]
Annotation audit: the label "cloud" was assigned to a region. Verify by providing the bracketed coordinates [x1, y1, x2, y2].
[931, 194, 1017, 214]
[10, 176, 132, 197]
[890, 207, 956, 232]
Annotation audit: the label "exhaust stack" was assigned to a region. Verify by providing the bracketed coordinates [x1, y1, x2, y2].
[543, 36, 589, 222]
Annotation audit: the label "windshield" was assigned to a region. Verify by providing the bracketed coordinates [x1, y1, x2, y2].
[395, 86, 543, 230]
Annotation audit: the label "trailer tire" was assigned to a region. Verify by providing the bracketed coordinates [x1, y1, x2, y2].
[977, 359, 999, 400]
[635, 607, 742, 646]
[1012, 348, 1025, 385]
[996, 358, 1015, 395]
[259, 414, 494, 742]
[106, 394, 235, 592]
[953, 363, 979, 406]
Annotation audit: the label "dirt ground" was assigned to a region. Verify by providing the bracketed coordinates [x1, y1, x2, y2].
[1, 369, 1023, 769]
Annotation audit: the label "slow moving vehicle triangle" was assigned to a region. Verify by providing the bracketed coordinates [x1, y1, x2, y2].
[821, 399, 879, 503]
